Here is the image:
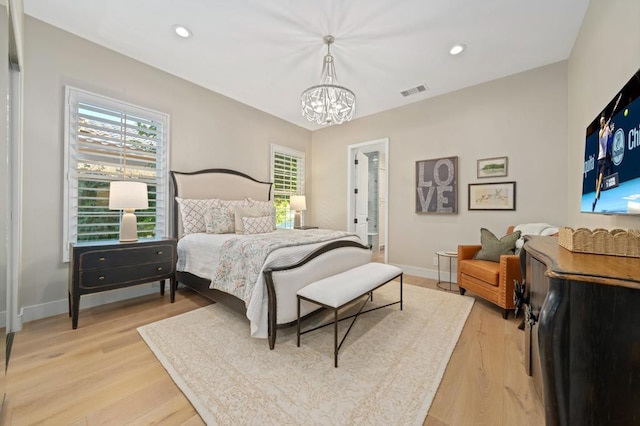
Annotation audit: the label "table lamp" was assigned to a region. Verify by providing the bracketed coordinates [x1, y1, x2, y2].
[109, 181, 149, 242]
[290, 195, 306, 228]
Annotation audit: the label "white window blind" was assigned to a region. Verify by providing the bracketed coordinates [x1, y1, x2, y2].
[63, 87, 170, 261]
[270, 145, 305, 228]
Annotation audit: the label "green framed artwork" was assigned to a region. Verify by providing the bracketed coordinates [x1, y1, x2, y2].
[477, 156, 508, 178]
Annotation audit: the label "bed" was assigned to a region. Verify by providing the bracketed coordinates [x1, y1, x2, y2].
[170, 168, 372, 349]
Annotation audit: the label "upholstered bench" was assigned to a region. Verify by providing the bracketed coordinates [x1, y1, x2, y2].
[296, 262, 403, 367]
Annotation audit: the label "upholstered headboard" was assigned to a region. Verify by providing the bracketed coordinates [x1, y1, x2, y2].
[170, 168, 273, 238]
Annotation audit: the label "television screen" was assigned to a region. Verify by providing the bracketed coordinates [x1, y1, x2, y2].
[582, 67, 640, 214]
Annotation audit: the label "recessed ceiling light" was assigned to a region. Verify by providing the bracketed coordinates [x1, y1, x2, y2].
[173, 25, 191, 38]
[449, 44, 466, 55]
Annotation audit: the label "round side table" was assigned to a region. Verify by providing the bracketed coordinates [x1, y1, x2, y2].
[435, 251, 458, 292]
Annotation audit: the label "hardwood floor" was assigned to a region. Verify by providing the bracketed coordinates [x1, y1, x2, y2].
[2, 277, 544, 425]
[372, 247, 385, 263]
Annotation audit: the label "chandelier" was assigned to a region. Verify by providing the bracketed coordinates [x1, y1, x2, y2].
[301, 35, 356, 125]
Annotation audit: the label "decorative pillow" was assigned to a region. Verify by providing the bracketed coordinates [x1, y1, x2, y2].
[473, 228, 522, 262]
[175, 198, 220, 235]
[234, 206, 268, 234]
[247, 199, 276, 229]
[204, 199, 251, 234]
[204, 206, 234, 234]
[241, 216, 274, 235]
[248, 198, 274, 213]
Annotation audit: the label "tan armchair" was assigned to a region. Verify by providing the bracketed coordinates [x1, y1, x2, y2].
[457, 226, 522, 319]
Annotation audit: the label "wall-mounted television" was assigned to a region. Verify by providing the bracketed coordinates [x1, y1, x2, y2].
[582, 67, 640, 215]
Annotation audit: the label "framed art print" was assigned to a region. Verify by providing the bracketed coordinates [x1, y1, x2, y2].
[468, 181, 516, 211]
[477, 156, 508, 178]
[415, 156, 458, 214]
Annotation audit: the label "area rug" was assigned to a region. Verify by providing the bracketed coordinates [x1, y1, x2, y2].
[138, 282, 474, 425]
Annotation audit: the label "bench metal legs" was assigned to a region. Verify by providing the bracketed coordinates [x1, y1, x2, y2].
[334, 310, 339, 368]
[332, 293, 374, 367]
[296, 297, 301, 348]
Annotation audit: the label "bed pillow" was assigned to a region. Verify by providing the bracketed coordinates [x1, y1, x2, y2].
[175, 198, 221, 235]
[248, 198, 274, 213]
[204, 205, 235, 234]
[241, 215, 275, 235]
[243, 199, 276, 230]
[248, 199, 276, 228]
[204, 199, 252, 234]
[234, 206, 269, 234]
[473, 228, 521, 262]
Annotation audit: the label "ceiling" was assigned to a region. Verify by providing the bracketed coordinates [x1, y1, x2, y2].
[24, 0, 590, 131]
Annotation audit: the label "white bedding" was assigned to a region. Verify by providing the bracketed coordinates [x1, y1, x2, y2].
[176, 233, 237, 280]
[177, 230, 361, 338]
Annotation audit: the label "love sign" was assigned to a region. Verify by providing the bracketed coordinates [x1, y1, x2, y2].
[415, 156, 458, 214]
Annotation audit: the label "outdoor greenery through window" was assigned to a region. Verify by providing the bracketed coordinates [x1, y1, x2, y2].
[63, 87, 169, 261]
[271, 145, 305, 228]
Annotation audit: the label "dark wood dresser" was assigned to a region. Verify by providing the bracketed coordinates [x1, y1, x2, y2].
[69, 238, 176, 329]
[524, 236, 640, 426]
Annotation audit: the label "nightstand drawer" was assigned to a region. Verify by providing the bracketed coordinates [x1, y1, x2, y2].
[70, 238, 177, 329]
[80, 244, 174, 269]
[79, 261, 175, 289]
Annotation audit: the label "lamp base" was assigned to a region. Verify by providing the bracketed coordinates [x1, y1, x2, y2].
[294, 211, 301, 228]
[119, 210, 139, 242]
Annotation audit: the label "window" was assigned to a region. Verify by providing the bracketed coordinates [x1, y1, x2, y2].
[63, 87, 170, 261]
[270, 145, 305, 228]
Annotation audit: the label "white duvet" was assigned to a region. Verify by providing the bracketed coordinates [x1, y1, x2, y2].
[177, 231, 360, 338]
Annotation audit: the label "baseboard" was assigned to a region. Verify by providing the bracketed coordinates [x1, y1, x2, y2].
[18, 264, 457, 326]
[20, 283, 160, 325]
[391, 263, 457, 284]
[0, 311, 17, 330]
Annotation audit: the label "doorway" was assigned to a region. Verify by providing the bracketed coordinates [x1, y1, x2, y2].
[347, 138, 389, 264]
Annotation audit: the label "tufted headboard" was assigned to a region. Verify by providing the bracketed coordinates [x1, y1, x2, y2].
[170, 168, 273, 238]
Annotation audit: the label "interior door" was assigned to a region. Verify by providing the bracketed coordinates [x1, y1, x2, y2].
[355, 152, 369, 245]
[377, 153, 386, 250]
[2, 2, 22, 414]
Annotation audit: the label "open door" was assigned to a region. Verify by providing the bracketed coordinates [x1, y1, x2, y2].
[355, 152, 369, 245]
[347, 138, 388, 263]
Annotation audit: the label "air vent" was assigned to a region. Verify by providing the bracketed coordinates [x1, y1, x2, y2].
[400, 84, 428, 97]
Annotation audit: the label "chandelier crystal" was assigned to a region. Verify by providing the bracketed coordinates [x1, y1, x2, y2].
[301, 35, 356, 125]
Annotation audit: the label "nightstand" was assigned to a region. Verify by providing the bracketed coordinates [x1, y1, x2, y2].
[294, 226, 319, 230]
[69, 238, 176, 329]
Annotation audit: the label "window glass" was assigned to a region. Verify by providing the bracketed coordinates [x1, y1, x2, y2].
[63, 87, 169, 260]
[270, 145, 305, 228]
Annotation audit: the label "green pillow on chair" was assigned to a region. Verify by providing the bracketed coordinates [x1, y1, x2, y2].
[473, 228, 521, 262]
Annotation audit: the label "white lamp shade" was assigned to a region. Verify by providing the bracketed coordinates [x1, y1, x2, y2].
[109, 181, 149, 210]
[290, 195, 306, 211]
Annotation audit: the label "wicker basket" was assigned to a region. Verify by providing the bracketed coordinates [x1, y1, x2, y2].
[558, 227, 640, 257]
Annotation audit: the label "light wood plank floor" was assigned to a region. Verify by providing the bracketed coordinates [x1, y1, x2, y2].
[2, 276, 544, 425]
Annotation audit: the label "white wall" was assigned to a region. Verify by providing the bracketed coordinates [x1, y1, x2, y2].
[567, 0, 640, 230]
[20, 16, 311, 319]
[311, 62, 569, 277]
[18, 0, 640, 321]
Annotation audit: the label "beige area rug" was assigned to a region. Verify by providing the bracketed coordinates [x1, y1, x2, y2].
[138, 283, 474, 425]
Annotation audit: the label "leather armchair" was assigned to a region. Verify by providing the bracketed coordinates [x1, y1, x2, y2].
[457, 226, 521, 319]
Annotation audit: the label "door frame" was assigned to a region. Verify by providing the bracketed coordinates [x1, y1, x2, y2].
[7, 64, 22, 332]
[346, 138, 389, 263]
[354, 151, 369, 244]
